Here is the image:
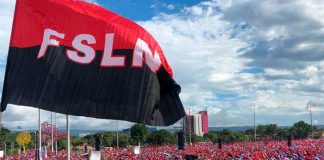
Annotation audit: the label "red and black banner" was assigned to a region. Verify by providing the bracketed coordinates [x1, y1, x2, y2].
[0, 0, 185, 126]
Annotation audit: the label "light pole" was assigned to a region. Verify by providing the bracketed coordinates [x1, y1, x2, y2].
[34, 132, 37, 150]
[182, 117, 186, 144]
[188, 108, 192, 145]
[34, 131, 37, 160]
[0, 112, 2, 132]
[116, 120, 119, 148]
[66, 115, 71, 160]
[310, 104, 313, 138]
[54, 113, 57, 155]
[4, 141, 6, 157]
[0, 116, 2, 156]
[306, 101, 314, 138]
[38, 109, 42, 160]
[51, 112, 54, 153]
[17, 126, 22, 155]
[11, 142, 13, 155]
[254, 104, 257, 142]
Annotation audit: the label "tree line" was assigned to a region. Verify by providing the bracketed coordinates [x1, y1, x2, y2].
[0, 120, 322, 153]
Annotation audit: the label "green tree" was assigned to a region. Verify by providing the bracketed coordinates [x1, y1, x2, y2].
[147, 130, 176, 145]
[113, 133, 130, 147]
[83, 135, 94, 146]
[147, 132, 156, 144]
[0, 128, 9, 145]
[0, 128, 24, 155]
[192, 135, 204, 143]
[256, 125, 267, 136]
[256, 124, 279, 137]
[277, 128, 288, 141]
[72, 137, 89, 147]
[232, 131, 246, 142]
[245, 129, 255, 141]
[204, 131, 219, 143]
[57, 138, 67, 150]
[220, 129, 234, 143]
[221, 129, 231, 136]
[130, 124, 148, 144]
[265, 124, 279, 136]
[102, 132, 115, 147]
[245, 129, 254, 135]
[291, 121, 312, 139]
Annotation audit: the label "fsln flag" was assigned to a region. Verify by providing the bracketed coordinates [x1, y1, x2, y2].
[0, 0, 185, 126]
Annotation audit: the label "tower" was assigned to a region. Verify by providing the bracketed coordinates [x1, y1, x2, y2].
[198, 111, 208, 134]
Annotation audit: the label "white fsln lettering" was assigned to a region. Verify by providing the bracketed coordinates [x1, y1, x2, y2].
[100, 33, 125, 67]
[37, 29, 163, 73]
[132, 38, 162, 72]
[38, 29, 65, 58]
[66, 34, 96, 64]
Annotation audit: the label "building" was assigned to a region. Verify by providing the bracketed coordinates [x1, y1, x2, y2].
[193, 113, 203, 136]
[313, 130, 324, 138]
[198, 111, 208, 134]
[183, 110, 208, 137]
[183, 115, 194, 134]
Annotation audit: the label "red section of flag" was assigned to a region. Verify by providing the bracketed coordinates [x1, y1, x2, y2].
[10, 0, 173, 77]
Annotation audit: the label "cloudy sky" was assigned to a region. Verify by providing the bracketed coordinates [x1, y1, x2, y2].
[0, 0, 324, 130]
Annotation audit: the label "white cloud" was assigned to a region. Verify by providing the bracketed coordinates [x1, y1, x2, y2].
[0, 0, 15, 63]
[137, 2, 273, 127]
[84, 0, 100, 6]
[189, 6, 203, 15]
[2, 104, 132, 130]
[166, 4, 175, 10]
[138, 0, 324, 126]
[264, 68, 292, 76]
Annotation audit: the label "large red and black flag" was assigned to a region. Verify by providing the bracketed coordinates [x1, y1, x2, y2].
[0, 0, 185, 126]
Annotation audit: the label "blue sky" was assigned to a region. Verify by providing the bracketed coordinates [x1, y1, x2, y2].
[0, 0, 324, 130]
[98, 0, 200, 21]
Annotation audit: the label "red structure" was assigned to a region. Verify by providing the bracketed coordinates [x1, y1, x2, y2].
[198, 111, 208, 134]
[183, 115, 194, 134]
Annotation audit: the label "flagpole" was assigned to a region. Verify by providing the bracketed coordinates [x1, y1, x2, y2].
[0, 112, 2, 132]
[189, 108, 192, 145]
[4, 141, 6, 157]
[55, 113, 57, 155]
[116, 120, 119, 148]
[183, 116, 186, 144]
[254, 105, 256, 142]
[51, 112, 54, 153]
[34, 132, 37, 150]
[309, 104, 313, 138]
[66, 115, 71, 160]
[38, 109, 42, 160]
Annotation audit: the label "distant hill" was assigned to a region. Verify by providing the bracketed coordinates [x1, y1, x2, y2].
[8, 125, 324, 137]
[209, 125, 324, 132]
[209, 126, 254, 132]
[315, 125, 324, 129]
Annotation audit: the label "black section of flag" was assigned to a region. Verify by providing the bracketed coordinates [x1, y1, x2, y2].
[0, 46, 185, 126]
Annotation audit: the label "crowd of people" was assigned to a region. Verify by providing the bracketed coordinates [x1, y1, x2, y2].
[102, 139, 323, 159]
[1, 138, 323, 159]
